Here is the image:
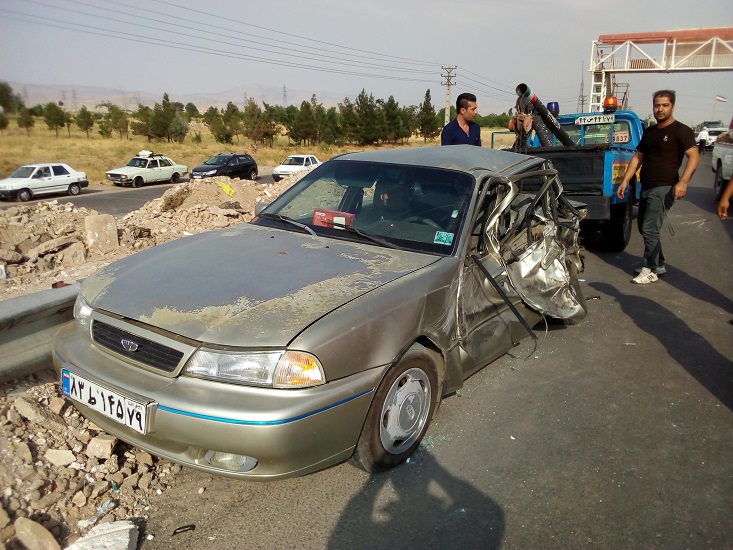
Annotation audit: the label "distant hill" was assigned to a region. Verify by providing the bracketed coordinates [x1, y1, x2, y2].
[8, 81, 349, 112]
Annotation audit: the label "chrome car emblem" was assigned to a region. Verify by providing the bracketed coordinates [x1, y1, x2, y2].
[121, 339, 139, 352]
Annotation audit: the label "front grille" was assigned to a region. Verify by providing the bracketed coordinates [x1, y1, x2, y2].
[92, 320, 184, 373]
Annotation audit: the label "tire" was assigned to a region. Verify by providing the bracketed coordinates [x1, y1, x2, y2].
[68, 183, 81, 196]
[350, 344, 439, 473]
[714, 164, 724, 201]
[171, 173, 180, 184]
[132, 177, 143, 188]
[17, 189, 32, 202]
[248, 168, 258, 181]
[600, 197, 632, 252]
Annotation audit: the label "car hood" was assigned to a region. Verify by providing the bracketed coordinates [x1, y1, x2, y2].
[82, 224, 439, 347]
[106, 166, 140, 176]
[191, 163, 224, 172]
[0, 177, 30, 185]
[273, 164, 306, 173]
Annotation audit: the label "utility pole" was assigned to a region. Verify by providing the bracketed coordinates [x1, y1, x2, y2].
[283, 85, 287, 107]
[577, 61, 587, 113]
[441, 66, 457, 126]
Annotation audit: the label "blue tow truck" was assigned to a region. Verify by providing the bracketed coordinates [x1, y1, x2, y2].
[522, 94, 646, 251]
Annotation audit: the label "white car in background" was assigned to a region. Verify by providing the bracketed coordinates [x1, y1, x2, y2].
[0, 163, 89, 202]
[106, 150, 188, 188]
[272, 154, 321, 181]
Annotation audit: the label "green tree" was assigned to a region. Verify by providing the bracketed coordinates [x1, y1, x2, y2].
[150, 93, 175, 141]
[417, 89, 440, 142]
[398, 105, 417, 143]
[383, 96, 402, 143]
[292, 100, 317, 146]
[355, 89, 380, 146]
[0, 82, 24, 114]
[130, 104, 153, 141]
[202, 107, 232, 144]
[28, 104, 44, 117]
[222, 102, 243, 142]
[0, 113, 8, 134]
[169, 113, 188, 143]
[17, 107, 35, 135]
[43, 102, 67, 137]
[97, 101, 129, 139]
[321, 107, 341, 145]
[75, 106, 94, 138]
[338, 97, 358, 144]
[97, 118, 112, 138]
[185, 102, 199, 119]
[64, 111, 74, 137]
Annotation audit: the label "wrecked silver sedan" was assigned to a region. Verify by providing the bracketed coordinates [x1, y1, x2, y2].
[52, 145, 585, 480]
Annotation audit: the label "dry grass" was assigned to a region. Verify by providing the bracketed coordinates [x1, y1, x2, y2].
[0, 120, 515, 184]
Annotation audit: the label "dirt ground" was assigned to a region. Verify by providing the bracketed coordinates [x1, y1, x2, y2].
[0, 173, 305, 548]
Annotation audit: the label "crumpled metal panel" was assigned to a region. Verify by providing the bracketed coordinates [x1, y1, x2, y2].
[504, 220, 585, 320]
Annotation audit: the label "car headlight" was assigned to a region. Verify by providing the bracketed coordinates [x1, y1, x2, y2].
[0, 184, 9, 190]
[203, 169, 217, 176]
[73, 293, 93, 332]
[184, 349, 325, 388]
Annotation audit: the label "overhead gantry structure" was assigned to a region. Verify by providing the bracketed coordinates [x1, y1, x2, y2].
[588, 27, 733, 112]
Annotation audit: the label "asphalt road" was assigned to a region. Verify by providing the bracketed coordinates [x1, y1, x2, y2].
[0, 170, 276, 217]
[130, 156, 732, 549]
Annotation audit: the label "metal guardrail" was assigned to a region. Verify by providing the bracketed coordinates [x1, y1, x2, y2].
[0, 283, 80, 383]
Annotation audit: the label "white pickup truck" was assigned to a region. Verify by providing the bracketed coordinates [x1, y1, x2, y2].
[712, 132, 733, 200]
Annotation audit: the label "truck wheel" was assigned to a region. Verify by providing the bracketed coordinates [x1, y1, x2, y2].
[132, 177, 143, 188]
[68, 183, 81, 196]
[601, 198, 632, 252]
[349, 343, 439, 473]
[171, 173, 180, 183]
[17, 188, 32, 202]
[714, 164, 724, 201]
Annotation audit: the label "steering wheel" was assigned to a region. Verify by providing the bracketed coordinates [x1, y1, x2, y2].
[404, 215, 441, 229]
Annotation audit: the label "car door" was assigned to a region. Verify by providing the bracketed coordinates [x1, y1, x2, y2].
[31, 166, 54, 195]
[157, 158, 174, 182]
[51, 165, 72, 194]
[227, 156, 241, 178]
[455, 176, 528, 374]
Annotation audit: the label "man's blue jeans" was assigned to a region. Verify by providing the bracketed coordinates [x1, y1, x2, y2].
[637, 185, 675, 270]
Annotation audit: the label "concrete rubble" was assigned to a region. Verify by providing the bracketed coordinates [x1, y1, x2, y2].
[0, 173, 305, 547]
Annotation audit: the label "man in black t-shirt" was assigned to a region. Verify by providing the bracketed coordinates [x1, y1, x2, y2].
[617, 90, 699, 284]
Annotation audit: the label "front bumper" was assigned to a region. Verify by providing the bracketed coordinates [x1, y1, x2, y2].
[52, 322, 384, 480]
[0, 189, 19, 199]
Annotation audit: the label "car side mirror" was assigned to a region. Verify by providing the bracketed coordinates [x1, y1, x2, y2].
[255, 201, 270, 216]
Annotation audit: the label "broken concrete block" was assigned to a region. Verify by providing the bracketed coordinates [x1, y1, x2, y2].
[66, 520, 139, 550]
[44, 449, 76, 467]
[13, 397, 67, 433]
[85, 435, 117, 460]
[84, 214, 119, 254]
[14, 516, 61, 550]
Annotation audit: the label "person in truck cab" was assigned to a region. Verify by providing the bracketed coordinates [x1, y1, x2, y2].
[617, 90, 698, 284]
[441, 93, 481, 146]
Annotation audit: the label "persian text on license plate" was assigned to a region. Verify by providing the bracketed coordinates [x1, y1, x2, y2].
[61, 368, 152, 434]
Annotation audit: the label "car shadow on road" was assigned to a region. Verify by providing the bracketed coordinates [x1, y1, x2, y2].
[328, 452, 505, 550]
[590, 281, 733, 411]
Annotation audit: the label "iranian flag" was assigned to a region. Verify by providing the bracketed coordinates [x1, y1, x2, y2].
[715, 95, 728, 102]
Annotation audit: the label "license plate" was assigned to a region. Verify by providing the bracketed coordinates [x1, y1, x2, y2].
[575, 114, 615, 125]
[61, 368, 152, 434]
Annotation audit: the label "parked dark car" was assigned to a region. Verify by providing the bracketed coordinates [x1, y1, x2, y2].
[190, 153, 258, 180]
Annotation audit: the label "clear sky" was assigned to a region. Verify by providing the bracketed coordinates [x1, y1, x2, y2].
[1, 0, 732, 126]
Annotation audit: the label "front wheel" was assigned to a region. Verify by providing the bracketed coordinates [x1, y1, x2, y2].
[17, 188, 32, 202]
[68, 183, 81, 196]
[350, 344, 439, 473]
[714, 164, 725, 201]
[132, 177, 143, 188]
